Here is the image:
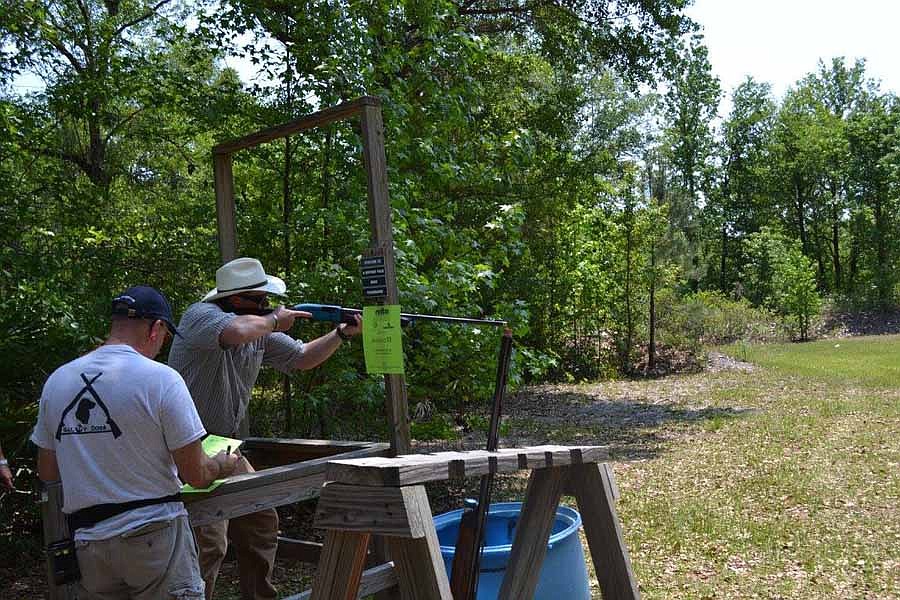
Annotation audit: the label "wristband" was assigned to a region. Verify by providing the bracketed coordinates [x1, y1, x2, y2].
[0, 459, 7, 466]
[270, 313, 279, 332]
[336, 325, 351, 341]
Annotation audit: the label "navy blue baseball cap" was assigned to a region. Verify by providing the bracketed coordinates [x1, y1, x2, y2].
[111, 285, 181, 337]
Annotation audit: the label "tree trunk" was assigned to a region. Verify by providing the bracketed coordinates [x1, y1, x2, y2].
[830, 184, 842, 291]
[648, 245, 656, 372]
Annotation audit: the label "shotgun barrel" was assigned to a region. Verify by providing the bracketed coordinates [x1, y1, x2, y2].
[449, 327, 513, 599]
[293, 303, 507, 327]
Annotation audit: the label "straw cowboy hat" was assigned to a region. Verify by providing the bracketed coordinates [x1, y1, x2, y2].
[203, 257, 287, 302]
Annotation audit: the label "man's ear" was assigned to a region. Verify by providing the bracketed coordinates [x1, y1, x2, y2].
[150, 319, 165, 342]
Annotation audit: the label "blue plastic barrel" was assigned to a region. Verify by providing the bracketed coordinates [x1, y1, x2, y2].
[433, 502, 591, 600]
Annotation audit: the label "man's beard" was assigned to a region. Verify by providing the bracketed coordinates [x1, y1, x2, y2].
[219, 298, 272, 316]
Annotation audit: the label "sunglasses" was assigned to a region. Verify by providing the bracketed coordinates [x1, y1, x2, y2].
[236, 293, 268, 304]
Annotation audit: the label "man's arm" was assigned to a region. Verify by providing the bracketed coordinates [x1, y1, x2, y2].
[172, 439, 239, 489]
[219, 306, 312, 347]
[37, 447, 60, 483]
[292, 315, 362, 370]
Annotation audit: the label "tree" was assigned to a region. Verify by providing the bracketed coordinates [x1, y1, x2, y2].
[713, 77, 775, 293]
[661, 35, 720, 292]
[743, 228, 821, 341]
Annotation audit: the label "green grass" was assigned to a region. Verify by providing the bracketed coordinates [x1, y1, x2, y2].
[724, 334, 900, 388]
[610, 337, 900, 599]
[500, 337, 900, 599]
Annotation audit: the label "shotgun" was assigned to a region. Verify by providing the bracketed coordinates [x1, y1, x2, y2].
[449, 327, 513, 599]
[293, 303, 507, 328]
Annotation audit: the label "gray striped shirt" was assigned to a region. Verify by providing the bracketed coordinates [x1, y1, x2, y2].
[168, 302, 305, 437]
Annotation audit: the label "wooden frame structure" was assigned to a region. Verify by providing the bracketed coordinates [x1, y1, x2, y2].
[212, 95, 410, 455]
[41, 438, 389, 600]
[295, 445, 641, 600]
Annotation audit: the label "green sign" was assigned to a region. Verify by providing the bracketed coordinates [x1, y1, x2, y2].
[363, 305, 404, 374]
[180, 434, 242, 495]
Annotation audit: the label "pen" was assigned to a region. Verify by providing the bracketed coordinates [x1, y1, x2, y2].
[226, 445, 231, 455]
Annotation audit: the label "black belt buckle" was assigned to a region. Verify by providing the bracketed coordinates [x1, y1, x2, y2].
[47, 538, 81, 585]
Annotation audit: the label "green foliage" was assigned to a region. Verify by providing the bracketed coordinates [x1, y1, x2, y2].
[410, 415, 458, 442]
[657, 290, 779, 352]
[0, 0, 897, 456]
[742, 228, 822, 341]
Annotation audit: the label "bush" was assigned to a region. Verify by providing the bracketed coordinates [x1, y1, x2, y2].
[657, 290, 781, 352]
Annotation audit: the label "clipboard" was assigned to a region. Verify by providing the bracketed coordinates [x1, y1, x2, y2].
[180, 434, 243, 495]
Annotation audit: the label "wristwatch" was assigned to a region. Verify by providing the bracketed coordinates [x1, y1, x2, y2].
[336, 325, 351, 341]
[0, 459, 8, 466]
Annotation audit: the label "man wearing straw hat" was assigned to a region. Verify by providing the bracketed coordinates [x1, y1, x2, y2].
[168, 257, 361, 600]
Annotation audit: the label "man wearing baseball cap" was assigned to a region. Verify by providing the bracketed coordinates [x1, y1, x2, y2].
[168, 258, 361, 600]
[32, 285, 239, 599]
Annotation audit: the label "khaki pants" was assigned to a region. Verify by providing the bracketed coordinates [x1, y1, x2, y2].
[193, 456, 279, 600]
[76, 514, 204, 600]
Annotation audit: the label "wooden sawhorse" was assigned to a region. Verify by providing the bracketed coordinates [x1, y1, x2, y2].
[301, 445, 640, 600]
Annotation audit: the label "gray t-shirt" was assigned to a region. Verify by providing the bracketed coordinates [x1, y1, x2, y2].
[167, 301, 306, 437]
[31, 344, 206, 540]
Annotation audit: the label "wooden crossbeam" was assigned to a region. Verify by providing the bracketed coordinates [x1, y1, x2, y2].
[314, 484, 436, 538]
[324, 445, 608, 487]
[285, 562, 398, 600]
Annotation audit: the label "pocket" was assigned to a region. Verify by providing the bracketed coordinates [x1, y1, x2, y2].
[120, 519, 171, 540]
[118, 520, 178, 590]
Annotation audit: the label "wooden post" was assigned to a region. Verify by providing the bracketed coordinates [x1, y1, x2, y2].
[496, 466, 567, 600]
[570, 463, 641, 600]
[213, 152, 237, 262]
[359, 100, 410, 457]
[40, 482, 77, 600]
[308, 530, 371, 600]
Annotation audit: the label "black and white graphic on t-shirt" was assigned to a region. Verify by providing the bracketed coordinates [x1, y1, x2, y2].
[55, 372, 123, 440]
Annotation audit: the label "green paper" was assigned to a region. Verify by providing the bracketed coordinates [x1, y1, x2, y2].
[363, 305, 404, 374]
[201, 434, 242, 457]
[180, 434, 243, 495]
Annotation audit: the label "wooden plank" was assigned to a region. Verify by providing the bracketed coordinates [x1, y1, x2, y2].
[325, 454, 446, 487]
[212, 97, 376, 155]
[603, 462, 621, 502]
[497, 466, 567, 600]
[572, 445, 611, 464]
[570, 463, 641, 600]
[40, 482, 77, 600]
[386, 486, 452, 600]
[186, 471, 324, 528]
[213, 152, 237, 262]
[314, 484, 431, 538]
[388, 537, 452, 600]
[240, 439, 389, 469]
[325, 446, 608, 487]
[359, 100, 409, 458]
[276, 536, 323, 563]
[286, 562, 398, 600]
[423, 450, 502, 480]
[186, 443, 386, 502]
[308, 529, 371, 600]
